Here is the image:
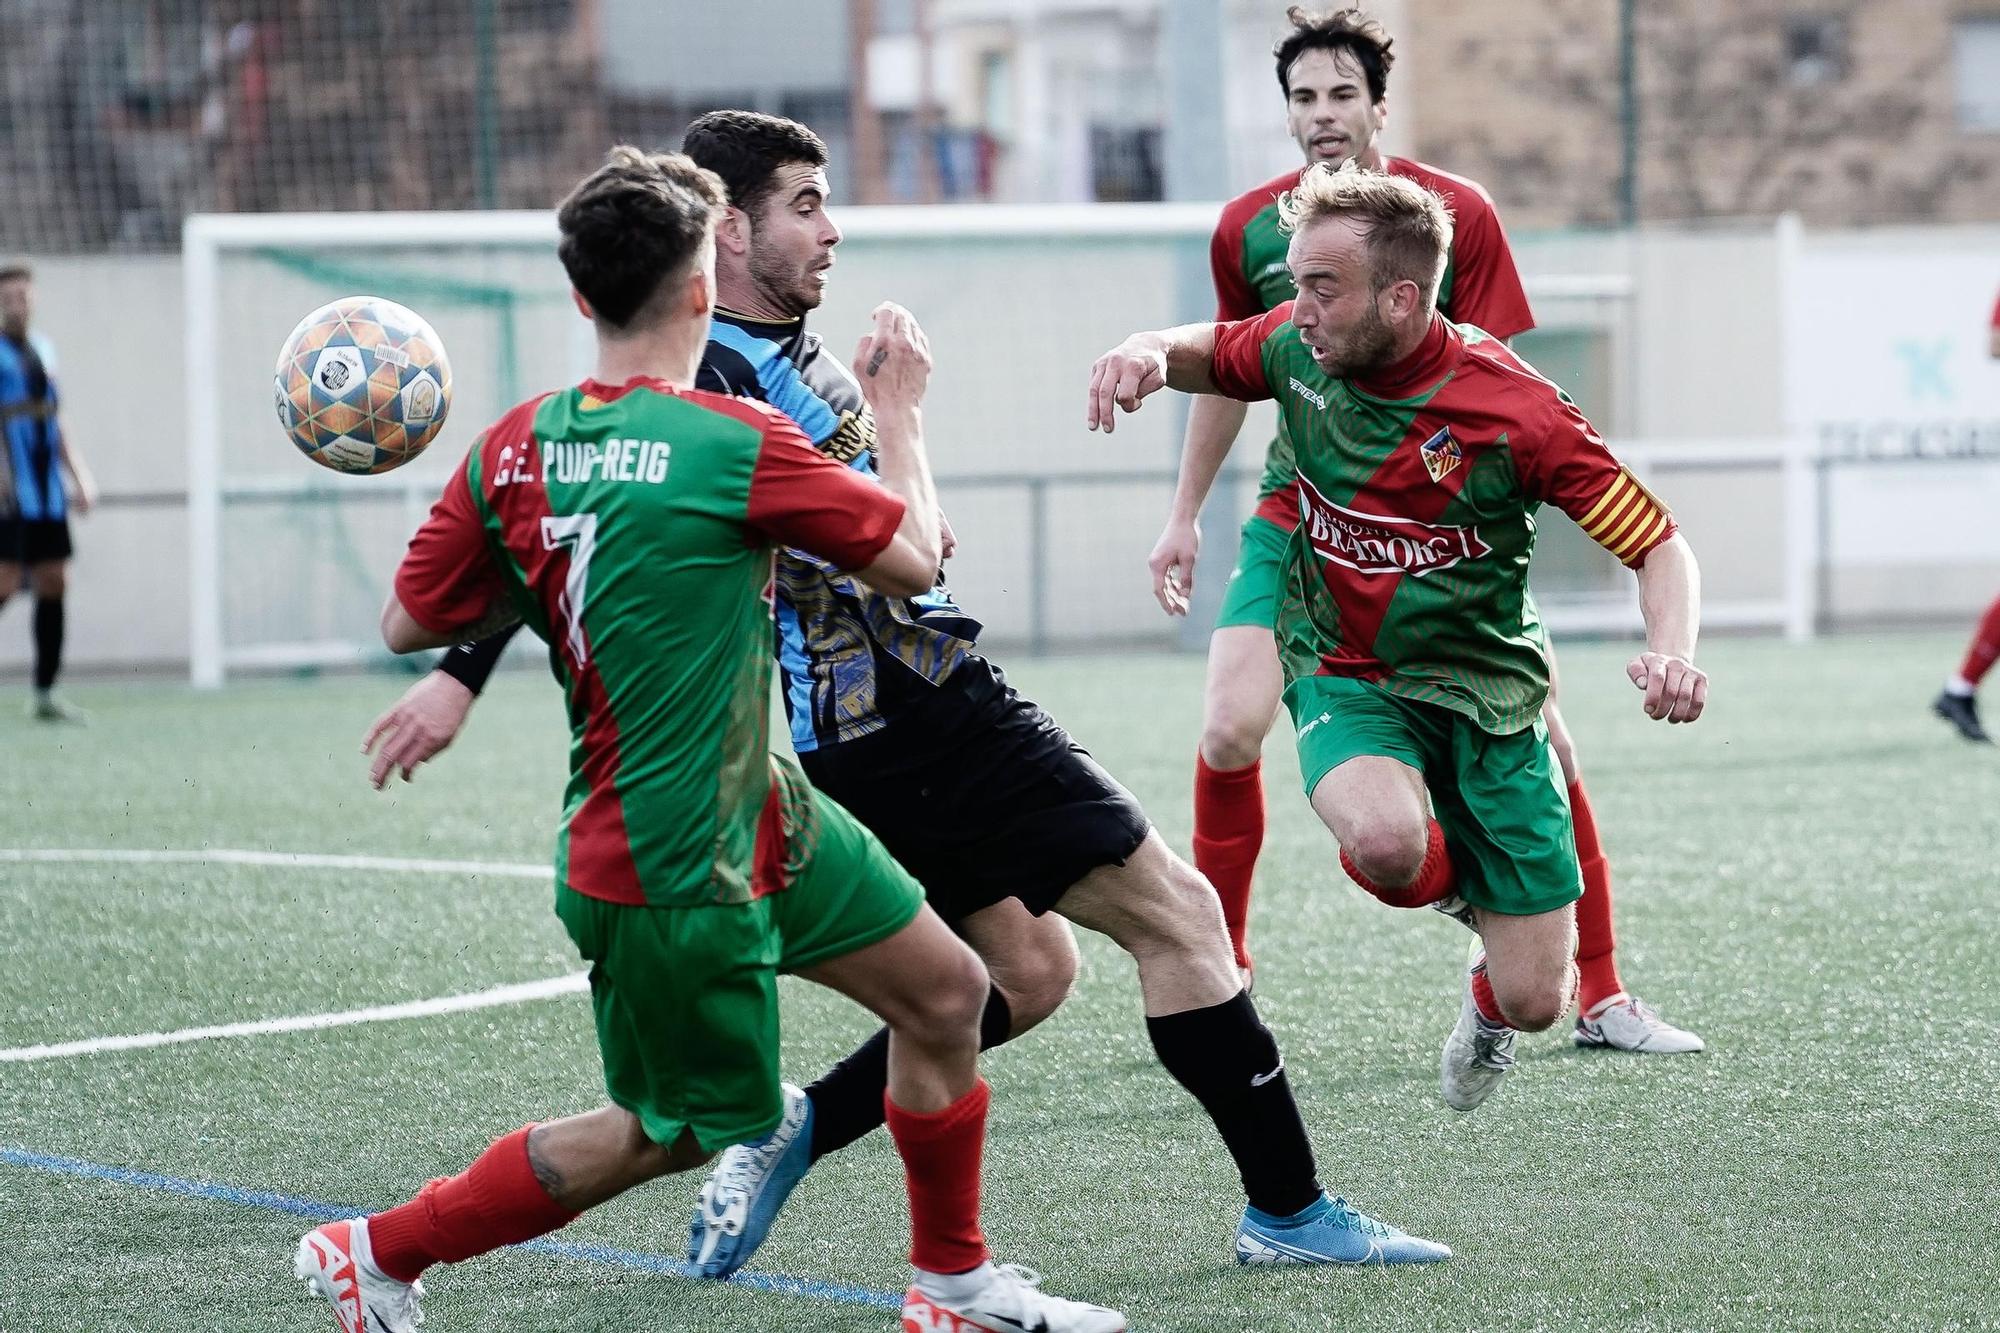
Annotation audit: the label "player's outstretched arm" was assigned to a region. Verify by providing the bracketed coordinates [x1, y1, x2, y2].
[852, 301, 943, 596]
[1148, 394, 1251, 616]
[362, 669, 478, 790]
[1085, 322, 1222, 434]
[1626, 533, 1707, 724]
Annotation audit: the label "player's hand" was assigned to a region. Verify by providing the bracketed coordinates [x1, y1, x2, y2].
[853, 302, 931, 412]
[1147, 516, 1201, 616]
[69, 480, 95, 516]
[1086, 336, 1169, 434]
[1626, 651, 1707, 723]
[361, 672, 476, 789]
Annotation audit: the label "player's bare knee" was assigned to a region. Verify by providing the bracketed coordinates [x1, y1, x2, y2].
[901, 939, 989, 1041]
[1199, 711, 1266, 771]
[996, 935, 1076, 1031]
[1345, 824, 1427, 888]
[30, 562, 64, 599]
[1492, 977, 1567, 1033]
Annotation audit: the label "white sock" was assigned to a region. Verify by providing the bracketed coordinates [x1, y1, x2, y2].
[1945, 675, 1977, 698]
[915, 1260, 995, 1303]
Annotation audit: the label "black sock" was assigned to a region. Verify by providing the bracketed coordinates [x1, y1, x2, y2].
[806, 984, 1014, 1161]
[1146, 991, 1322, 1218]
[33, 596, 63, 691]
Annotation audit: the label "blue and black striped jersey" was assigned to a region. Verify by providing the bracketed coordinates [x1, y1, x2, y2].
[699, 308, 984, 753]
[0, 332, 63, 521]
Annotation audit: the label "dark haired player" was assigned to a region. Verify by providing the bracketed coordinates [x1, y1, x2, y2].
[1151, 5, 1701, 1056]
[295, 146, 1123, 1333]
[1097, 163, 1709, 1116]
[365, 110, 1451, 1275]
[0, 264, 95, 722]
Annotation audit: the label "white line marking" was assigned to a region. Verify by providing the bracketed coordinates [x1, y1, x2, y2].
[0, 973, 589, 1063]
[1, 847, 571, 1062]
[0, 847, 550, 878]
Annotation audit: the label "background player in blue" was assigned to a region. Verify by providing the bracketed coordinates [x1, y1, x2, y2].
[364, 111, 1453, 1274]
[0, 264, 96, 722]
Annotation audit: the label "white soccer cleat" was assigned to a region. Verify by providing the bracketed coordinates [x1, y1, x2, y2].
[902, 1263, 1126, 1333]
[1440, 948, 1516, 1112]
[294, 1217, 426, 1333]
[1574, 993, 1705, 1054]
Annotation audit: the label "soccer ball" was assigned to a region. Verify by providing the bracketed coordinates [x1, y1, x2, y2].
[274, 296, 452, 474]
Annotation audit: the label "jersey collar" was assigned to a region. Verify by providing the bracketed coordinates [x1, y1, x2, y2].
[714, 304, 807, 340]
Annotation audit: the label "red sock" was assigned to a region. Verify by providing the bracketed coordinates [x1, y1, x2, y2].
[366, 1126, 579, 1283]
[886, 1080, 991, 1276]
[1470, 956, 1506, 1025]
[1569, 780, 1624, 1014]
[1960, 594, 2000, 686]
[1193, 753, 1263, 972]
[1340, 819, 1456, 909]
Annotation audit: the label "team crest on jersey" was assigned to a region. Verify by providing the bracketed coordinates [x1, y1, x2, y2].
[1419, 427, 1463, 484]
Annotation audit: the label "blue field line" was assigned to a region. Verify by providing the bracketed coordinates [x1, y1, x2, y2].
[1, 1146, 901, 1313]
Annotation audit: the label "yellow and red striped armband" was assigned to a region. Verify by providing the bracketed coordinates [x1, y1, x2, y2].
[1576, 468, 1675, 568]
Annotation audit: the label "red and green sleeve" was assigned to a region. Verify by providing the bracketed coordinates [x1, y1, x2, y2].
[1439, 190, 1533, 341]
[1209, 303, 1294, 402]
[743, 410, 906, 568]
[1514, 397, 1677, 568]
[1209, 205, 1265, 321]
[394, 448, 508, 635]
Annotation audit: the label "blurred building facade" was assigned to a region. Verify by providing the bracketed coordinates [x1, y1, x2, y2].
[2, 0, 1997, 254]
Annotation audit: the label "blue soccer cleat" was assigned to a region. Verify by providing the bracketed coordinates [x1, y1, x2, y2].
[1234, 1194, 1452, 1266]
[688, 1083, 814, 1278]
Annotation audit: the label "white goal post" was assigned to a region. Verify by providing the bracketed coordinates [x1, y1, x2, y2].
[183, 205, 1815, 687]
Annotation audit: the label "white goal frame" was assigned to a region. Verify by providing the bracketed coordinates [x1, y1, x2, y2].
[183, 206, 1815, 687]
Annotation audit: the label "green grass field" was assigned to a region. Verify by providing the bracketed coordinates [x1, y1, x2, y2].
[3, 632, 1996, 1332]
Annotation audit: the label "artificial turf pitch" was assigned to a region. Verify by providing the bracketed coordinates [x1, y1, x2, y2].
[2, 633, 1995, 1331]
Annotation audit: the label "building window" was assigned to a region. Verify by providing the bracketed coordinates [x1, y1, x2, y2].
[1784, 15, 1847, 87]
[1954, 17, 2000, 131]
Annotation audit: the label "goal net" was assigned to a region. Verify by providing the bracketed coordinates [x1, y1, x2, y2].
[184, 206, 1808, 686]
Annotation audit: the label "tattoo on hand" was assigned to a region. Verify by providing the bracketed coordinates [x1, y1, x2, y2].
[867, 348, 888, 377]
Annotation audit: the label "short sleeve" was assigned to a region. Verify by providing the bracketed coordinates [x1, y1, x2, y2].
[394, 450, 509, 634]
[1210, 216, 1262, 322]
[1444, 198, 1535, 341]
[1210, 305, 1292, 402]
[746, 412, 906, 569]
[1515, 398, 1677, 569]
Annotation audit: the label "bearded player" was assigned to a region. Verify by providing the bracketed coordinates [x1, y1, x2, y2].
[1150, 5, 1700, 1055]
[294, 147, 1123, 1333]
[1095, 165, 1708, 1112]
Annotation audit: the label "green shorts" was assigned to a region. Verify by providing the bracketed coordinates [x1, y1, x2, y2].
[1286, 674, 1581, 917]
[1213, 513, 1291, 632]
[555, 787, 924, 1153]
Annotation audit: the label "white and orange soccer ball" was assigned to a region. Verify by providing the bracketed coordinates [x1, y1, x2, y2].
[274, 296, 452, 474]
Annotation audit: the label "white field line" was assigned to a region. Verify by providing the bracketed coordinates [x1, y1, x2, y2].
[0, 847, 550, 878]
[0, 846, 571, 1063]
[0, 973, 589, 1062]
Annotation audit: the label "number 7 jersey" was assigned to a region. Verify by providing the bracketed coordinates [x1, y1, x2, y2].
[393, 377, 907, 907]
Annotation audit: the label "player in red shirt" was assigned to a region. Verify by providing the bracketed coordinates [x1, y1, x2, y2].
[1149, 6, 1699, 1054]
[1931, 286, 2000, 741]
[1094, 163, 1709, 1111]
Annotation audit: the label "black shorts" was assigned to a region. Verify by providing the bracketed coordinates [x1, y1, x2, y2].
[0, 517, 72, 565]
[799, 659, 1152, 924]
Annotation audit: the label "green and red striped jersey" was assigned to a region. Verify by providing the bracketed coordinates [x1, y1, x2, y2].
[1210, 159, 1535, 527]
[394, 377, 905, 907]
[1210, 308, 1674, 735]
